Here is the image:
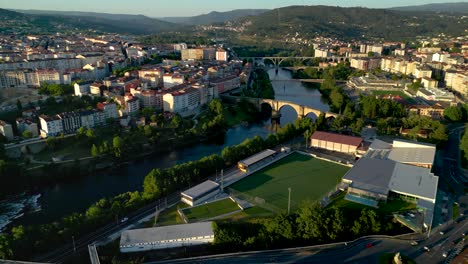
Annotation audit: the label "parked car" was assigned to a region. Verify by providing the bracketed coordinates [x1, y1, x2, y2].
[121, 217, 129, 223]
[410, 241, 418, 246]
[365, 243, 374, 248]
[423, 246, 430, 252]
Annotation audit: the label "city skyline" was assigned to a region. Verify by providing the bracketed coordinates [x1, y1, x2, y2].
[0, 0, 464, 17]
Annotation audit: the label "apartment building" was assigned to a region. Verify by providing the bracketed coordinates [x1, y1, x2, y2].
[74, 81, 92, 96]
[138, 68, 164, 87]
[131, 88, 164, 111]
[216, 49, 228, 61]
[163, 74, 184, 88]
[16, 118, 39, 137]
[407, 104, 444, 120]
[36, 69, 61, 85]
[163, 87, 201, 114]
[209, 75, 240, 94]
[39, 115, 64, 138]
[97, 102, 119, 120]
[181, 48, 203, 60]
[350, 58, 381, 71]
[126, 97, 141, 116]
[58, 112, 82, 134]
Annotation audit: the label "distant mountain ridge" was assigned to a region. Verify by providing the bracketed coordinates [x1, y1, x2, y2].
[160, 9, 269, 25]
[389, 2, 468, 13]
[232, 5, 466, 41]
[9, 9, 181, 34]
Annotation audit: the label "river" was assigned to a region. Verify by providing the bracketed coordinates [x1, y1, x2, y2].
[0, 68, 328, 230]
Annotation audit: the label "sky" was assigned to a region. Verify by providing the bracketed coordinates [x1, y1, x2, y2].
[0, 0, 464, 17]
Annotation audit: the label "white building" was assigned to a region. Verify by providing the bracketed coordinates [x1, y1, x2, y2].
[74, 82, 92, 96]
[120, 222, 215, 253]
[216, 49, 228, 61]
[39, 115, 64, 138]
[163, 87, 201, 114]
[314, 48, 331, 58]
[97, 102, 118, 120]
[181, 180, 220, 206]
[0, 120, 14, 141]
[163, 74, 184, 88]
[126, 97, 140, 116]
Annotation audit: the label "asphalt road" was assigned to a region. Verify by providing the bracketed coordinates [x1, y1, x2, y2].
[149, 219, 467, 264]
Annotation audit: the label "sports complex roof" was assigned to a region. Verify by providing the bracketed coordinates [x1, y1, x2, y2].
[343, 157, 395, 195]
[389, 163, 438, 202]
[387, 147, 436, 165]
[120, 222, 214, 248]
[238, 149, 276, 167]
[181, 180, 219, 200]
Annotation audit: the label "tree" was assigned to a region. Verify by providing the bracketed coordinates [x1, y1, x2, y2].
[144, 125, 152, 137]
[444, 106, 462, 122]
[143, 169, 161, 200]
[0, 234, 13, 259]
[150, 114, 157, 123]
[46, 136, 57, 150]
[16, 99, 22, 111]
[141, 108, 154, 119]
[112, 136, 123, 158]
[209, 99, 223, 115]
[86, 128, 96, 139]
[303, 130, 313, 148]
[171, 115, 182, 128]
[22, 130, 33, 138]
[91, 144, 99, 157]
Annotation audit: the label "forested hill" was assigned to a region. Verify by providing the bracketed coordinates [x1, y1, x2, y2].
[233, 5, 467, 41]
[161, 9, 269, 25]
[2, 8, 180, 35]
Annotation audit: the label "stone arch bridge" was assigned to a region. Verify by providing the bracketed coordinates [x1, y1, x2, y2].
[220, 95, 338, 119]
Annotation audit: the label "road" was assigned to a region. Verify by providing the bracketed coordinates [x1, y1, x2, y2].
[149, 220, 467, 264]
[444, 123, 467, 190]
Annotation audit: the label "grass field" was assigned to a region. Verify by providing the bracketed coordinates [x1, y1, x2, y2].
[229, 152, 350, 212]
[182, 198, 241, 222]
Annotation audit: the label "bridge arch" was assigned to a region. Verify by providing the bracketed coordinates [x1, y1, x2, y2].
[278, 104, 298, 125]
[304, 112, 319, 121]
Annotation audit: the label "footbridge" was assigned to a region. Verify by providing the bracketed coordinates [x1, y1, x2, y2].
[220, 95, 338, 119]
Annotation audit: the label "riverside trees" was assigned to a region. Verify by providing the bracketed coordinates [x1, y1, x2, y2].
[213, 202, 402, 251]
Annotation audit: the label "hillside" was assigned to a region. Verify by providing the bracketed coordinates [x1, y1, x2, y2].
[161, 9, 269, 25]
[6, 9, 180, 35]
[233, 5, 467, 41]
[389, 2, 468, 13]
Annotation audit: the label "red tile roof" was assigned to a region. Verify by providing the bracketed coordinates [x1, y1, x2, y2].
[311, 131, 363, 147]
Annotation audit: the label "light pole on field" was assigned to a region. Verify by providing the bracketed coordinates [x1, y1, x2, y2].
[288, 187, 291, 215]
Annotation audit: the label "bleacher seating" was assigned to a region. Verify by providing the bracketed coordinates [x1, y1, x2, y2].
[345, 193, 379, 208]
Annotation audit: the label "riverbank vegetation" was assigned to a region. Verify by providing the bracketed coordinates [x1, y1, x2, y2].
[0, 116, 315, 260]
[212, 203, 409, 252]
[242, 68, 275, 99]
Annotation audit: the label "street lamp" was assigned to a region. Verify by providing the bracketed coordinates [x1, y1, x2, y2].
[288, 187, 291, 215]
[72, 235, 76, 252]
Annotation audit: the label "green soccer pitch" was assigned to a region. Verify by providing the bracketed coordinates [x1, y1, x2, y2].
[229, 152, 350, 212]
[182, 198, 241, 222]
